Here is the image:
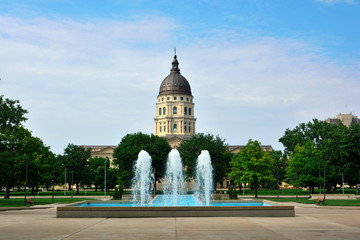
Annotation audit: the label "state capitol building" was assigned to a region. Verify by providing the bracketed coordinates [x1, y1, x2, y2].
[82, 53, 273, 161]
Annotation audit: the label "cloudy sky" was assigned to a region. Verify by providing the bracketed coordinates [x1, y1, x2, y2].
[1, 0, 359, 154]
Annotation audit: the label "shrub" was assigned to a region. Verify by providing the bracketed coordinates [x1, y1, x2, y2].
[228, 186, 238, 199]
[113, 187, 123, 200]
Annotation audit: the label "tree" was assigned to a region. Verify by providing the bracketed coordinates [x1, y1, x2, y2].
[89, 157, 111, 191]
[0, 96, 28, 198]
[270, 150, 287, 198]
[177, 133, 232, 187]
[14, 132, 56, 194]
[0, 95, 28, 132]
[229, 139, 275, 198]
[279, 119, 329, 154]
[112, 132, 171, 188]
[343, 122, 360, 187]
[279, 119, 353, 192]
[286, 141, 322, 193]
[63, 144, 91, 195]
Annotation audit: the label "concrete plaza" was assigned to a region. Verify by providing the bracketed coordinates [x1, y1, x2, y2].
[0, 202, 359, 240]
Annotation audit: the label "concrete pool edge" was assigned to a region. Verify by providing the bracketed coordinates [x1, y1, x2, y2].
[56, 200, 295, 218]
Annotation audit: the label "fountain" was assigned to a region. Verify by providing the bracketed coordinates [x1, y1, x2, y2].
[195, 150, 213, 206]
[162, 149, 186, 206]
[131, 150, 154, 206]
[57, 149, 295, 218]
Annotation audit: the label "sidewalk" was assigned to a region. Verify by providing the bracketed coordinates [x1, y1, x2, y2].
[1, 203, 359, 239]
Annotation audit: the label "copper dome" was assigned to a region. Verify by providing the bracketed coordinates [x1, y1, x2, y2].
[158, 55, 192, 96]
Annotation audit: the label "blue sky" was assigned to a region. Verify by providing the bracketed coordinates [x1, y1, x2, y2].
[1, 0, 359, 154]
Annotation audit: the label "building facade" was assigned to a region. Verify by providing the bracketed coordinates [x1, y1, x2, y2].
[154, 54, 196, 147]
[325, 113, 360, 127]
[83, 54, 273, 163]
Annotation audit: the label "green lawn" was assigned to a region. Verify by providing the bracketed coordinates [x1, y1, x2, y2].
[217, 188, 359, 196]
[0, 198, 95, 207]
[267, 198, 360, 206]
[0, 190, 119, 197]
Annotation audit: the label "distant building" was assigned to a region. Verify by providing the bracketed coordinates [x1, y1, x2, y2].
[81, 53, 273, 162]
[80, 145, 116, 162]
[228, 145, 273, 154]
[154, 53, 196, 147]
[325, 113, 360, 127]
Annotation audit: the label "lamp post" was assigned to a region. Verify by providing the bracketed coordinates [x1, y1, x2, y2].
[52, 167, 55, 203]
[24, 159, 28, 204]
[342, 172, 344, 195]
[104, 158, 107, 199]
[63, 165, 67, 196]
[295, 164, 298, 202]
[71, 171, 74, 200]
[323, 158, 326, 203]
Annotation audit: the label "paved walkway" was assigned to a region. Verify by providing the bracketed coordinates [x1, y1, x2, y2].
[0, 202, 359, 240]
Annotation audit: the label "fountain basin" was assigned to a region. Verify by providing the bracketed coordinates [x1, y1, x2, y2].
[56, 198, 294, 218]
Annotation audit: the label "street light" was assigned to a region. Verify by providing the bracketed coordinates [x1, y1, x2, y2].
[62, 164, 67, 196]
[24, 159, 28, 204]
[104, 158, 107, 199]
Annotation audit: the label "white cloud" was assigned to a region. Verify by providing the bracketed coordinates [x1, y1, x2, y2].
[0, 15, 359, 153]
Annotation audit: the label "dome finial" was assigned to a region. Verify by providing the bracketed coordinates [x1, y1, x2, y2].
[171, 49, 180, 73]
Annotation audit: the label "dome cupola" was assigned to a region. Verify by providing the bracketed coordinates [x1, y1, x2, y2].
[158, 54, 192, 96]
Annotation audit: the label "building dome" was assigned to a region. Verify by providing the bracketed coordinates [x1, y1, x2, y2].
[158, 55, 192, 96]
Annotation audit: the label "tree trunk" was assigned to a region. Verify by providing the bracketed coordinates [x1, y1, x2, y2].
[254, 179, 258, 198]
[76, 183, 80, 195]
[95, 185, 98, 192]
[31, 186, 35, 195]
[5, 185, 10, 199]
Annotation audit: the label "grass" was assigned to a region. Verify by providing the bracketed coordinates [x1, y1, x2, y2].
[267, 198, 360, 206]
[216, 188, 359, 196]
[0, 190, 122, 197]
[0, 198, 96, 208]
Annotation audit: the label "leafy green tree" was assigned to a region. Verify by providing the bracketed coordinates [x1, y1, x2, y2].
[279, 119, 354, 192]
[14, 133, 56, 194]
[343, 122, 360, 187]
[63, 144, 91, 195]
[106, 167, 118, 190]
[177, 133, 232, 187]
[229, 139, 275, 198]
[0, 96, 28, 198]
[269, 150, 287, 197]
[279, 119, 329, 153]
[0, 127, 31, 198]
[88, 157, 111, 191]
[113, 132, 171, 188]
[0, 125, 55, 197]
[286, 141, 322, 193]
[0, 95, 28, 132]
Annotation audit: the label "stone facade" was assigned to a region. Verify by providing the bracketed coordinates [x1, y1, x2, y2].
[154, 54, 196, 147]
[80, 145, 116, 162]
[325, 113, 360, 127]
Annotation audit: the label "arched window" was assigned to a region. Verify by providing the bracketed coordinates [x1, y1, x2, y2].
[173, 123, 177, 132]
[159, 108, 162, 115]
[184, 126, 186, 132]
[189, 108, 192, 115]
[160, 126, 162, 132]
[173, 106, 177, 114]
[163, 107, 166, 115]
[164, 125, 166, 132]
[184, 107, 187, 115]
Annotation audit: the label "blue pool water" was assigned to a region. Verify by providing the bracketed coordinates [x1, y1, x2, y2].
[76, 195, 271, 207]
